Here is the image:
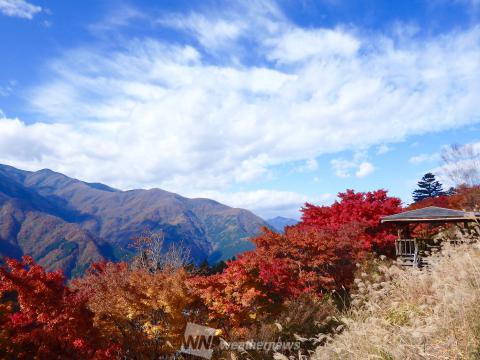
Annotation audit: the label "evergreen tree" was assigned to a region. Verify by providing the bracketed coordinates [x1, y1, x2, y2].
[211, 260, 227, 274]
[195, 259, 228, 275]
[196, 259, 211, 275]
[412, 173, 446, 202]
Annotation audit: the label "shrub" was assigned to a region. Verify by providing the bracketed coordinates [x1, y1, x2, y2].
[215, 294, 340, 359]
[73, 262, 201, 359]
[0, 256, 120, 359]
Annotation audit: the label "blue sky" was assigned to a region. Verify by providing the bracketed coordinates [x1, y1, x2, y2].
[0, 0, 479, 219]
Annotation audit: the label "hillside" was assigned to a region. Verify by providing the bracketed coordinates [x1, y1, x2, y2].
[0, 164, 267, 276]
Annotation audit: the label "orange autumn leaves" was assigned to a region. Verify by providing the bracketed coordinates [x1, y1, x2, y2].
[191, 226, 364, 335]
[0, 189, 402, 358]
[192, 190, 401, 334]
[408, 184, 480, 211]
[0, 258, 202, 359]
[72, 262, 201, 358]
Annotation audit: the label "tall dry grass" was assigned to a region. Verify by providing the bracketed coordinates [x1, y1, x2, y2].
[305, 242, 480, 359]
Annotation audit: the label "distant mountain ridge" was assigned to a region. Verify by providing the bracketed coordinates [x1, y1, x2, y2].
[0, 164, 268, 277]
[266, 216, 299, 233]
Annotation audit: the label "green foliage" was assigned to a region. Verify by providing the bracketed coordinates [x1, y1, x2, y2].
[55, 241, 78, 260]
[385, 304, 417, 326]
[35, 238, 69, 261]
[412, 172, 446, 202]
[378, 349, 394, 360]
[195, 259, 228, 275]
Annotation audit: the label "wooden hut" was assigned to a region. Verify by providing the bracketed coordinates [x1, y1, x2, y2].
[381, 206, 479, 266]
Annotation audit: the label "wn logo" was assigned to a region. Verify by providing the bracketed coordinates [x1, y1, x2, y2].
[180, 322, 218, 359]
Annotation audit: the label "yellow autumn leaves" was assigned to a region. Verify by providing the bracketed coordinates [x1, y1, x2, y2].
[72, 263, 200, 358]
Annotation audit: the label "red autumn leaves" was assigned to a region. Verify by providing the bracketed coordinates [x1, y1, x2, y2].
[0, 189, 402, 356]
[299, 189, 402, 253]
[0, 256, 120, 359]
[193, 190, 402, 333]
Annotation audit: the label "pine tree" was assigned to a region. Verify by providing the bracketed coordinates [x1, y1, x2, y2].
[196, 259, 211, 275]
[412, 173, 446, 202]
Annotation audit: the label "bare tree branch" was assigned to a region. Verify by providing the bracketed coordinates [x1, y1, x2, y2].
[441, 143, 480, 186]
[131, 230, 191, 273]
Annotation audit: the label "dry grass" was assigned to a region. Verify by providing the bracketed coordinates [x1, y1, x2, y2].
[305, 243, 480, 360]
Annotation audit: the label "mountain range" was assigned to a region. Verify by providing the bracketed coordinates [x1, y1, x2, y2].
[266, 216, 299, 233]
[0, 164, 268, 277]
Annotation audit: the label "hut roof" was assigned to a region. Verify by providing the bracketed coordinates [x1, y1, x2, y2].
[381, 206, 478, 223]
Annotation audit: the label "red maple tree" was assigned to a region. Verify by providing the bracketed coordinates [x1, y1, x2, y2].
[254, 223, 366, 292]
[191, 189, 402, 331]
[298, 189, 402, 254]
[0, 256, 120, 359]
[189, 251, 287, 333]
[192, 223, 368, 331]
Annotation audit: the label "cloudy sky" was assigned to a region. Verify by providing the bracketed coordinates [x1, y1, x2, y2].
[0, 0, 479, 218]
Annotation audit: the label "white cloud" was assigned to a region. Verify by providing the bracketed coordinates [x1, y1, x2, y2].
[88, 6, 147, 33]
[376, 144, 391, 155]
[331, 158, 355, 178]
[409, 152, 440, 165]
[295, 158, 319, 172]
[1, 2, 480, 211]
[331, 153, 375, 178]
[158, 13, 246, 50]
[266, 27, 361, 63]
[0, 87, 10, 97]
[199, 189, 333, 219]
[0, 0, 41, 19]
[355, 161, 375, 177]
